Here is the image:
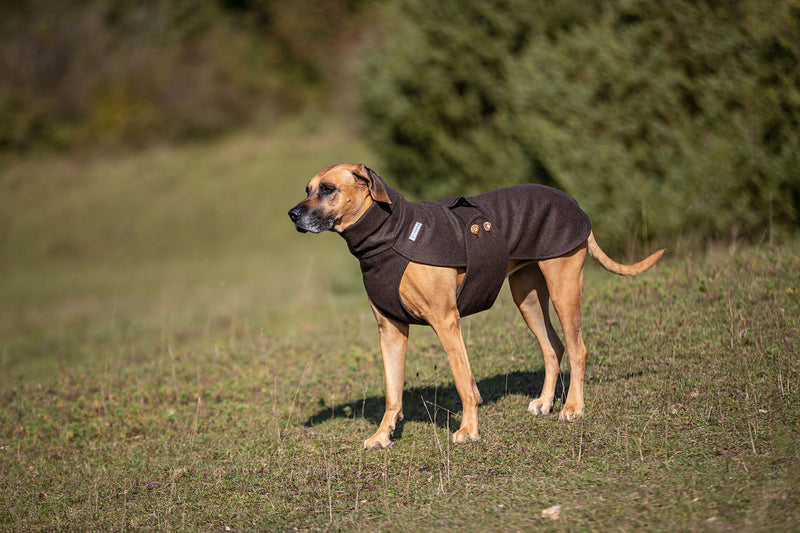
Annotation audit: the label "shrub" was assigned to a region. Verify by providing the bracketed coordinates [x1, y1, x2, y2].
[358, 0, 800, 253]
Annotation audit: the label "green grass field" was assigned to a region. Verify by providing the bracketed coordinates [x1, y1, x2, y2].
[1, 124, 799, 530]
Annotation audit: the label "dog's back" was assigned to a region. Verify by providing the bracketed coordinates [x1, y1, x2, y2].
[469, 184, 592, 262]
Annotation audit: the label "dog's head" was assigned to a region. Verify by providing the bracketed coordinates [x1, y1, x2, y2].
[288, 164, 392, 233]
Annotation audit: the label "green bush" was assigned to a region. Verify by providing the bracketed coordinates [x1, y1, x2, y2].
[358, 0, 800, 253]
[0, 0, 374, 152]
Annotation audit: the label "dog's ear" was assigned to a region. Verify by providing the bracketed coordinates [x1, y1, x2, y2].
[352, 164, 392, 205]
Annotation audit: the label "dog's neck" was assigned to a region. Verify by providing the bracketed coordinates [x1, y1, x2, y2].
[338, 182, 407, 260]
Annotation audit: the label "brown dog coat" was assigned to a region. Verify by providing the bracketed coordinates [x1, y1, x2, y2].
[340, 172, 591, 324]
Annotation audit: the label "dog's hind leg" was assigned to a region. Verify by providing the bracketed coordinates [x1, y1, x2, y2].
[509, 262, 565, 415]
[539, 244, 589, 422]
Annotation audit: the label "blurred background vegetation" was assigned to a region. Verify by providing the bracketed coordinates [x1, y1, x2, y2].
[359, 0, 800, 253]
[0, 0, 376, 150]
[1, 0, 799, 254]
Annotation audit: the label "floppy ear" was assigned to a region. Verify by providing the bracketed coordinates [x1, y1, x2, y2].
[353, 164, 392, 205]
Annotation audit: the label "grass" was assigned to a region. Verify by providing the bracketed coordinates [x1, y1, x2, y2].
[1, 123, 799, 530]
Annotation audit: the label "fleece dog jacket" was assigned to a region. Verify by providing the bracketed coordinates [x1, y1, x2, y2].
[340, 174, 591, 325]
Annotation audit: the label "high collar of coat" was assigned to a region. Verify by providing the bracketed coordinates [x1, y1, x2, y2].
[339, 178, 408, 260]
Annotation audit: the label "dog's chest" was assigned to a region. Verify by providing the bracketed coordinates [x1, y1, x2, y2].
[366, 197, 509, 324]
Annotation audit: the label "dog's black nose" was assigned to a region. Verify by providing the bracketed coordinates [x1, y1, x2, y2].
[288, 207, 301, 222]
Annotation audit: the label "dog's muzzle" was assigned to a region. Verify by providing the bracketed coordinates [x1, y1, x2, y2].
[288, 206, 308, 233]
[288, 204, 333, 234]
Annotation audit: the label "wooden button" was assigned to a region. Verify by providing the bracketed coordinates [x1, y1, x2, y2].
[483, 221, 492, 232]
[470, 224, 480, 234]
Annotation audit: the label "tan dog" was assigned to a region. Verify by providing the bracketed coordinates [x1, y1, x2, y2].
[289, 164, 664, 449]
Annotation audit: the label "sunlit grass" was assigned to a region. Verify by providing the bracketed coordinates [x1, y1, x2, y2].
[0, 120, 371, 380]
[1, 125, 799, 529]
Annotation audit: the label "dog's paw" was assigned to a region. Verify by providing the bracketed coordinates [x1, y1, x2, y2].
[558, 405, 585, 422]
[452, 428, 480, 444]
[528, 397, 554, 415]
[363, 432, 394, 450]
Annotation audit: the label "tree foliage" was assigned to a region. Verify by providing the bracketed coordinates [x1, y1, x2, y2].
[358, 0, 800, 251]
[0, 0, 373, 151]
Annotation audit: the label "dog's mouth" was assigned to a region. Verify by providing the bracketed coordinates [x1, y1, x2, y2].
[297, 218, 334, 233]
[288, 206, 334, 234]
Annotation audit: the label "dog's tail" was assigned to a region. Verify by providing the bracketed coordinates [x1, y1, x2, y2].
[587, 232, 665, 276]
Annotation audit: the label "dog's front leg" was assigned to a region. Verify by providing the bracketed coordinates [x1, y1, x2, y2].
[364, 301, 409, 450]
[430, 316, 483, 443]
[398, 263, 483, 444]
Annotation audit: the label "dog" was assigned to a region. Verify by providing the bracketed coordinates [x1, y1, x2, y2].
[289, 164, 664, 449]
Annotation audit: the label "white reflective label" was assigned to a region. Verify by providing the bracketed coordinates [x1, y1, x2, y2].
[408, 221, 423, 241]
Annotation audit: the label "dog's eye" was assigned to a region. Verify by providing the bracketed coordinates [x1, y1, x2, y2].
[318, 183, 337, 196]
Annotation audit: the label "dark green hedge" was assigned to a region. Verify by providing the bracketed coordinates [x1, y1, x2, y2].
[358, 0, 800, 252]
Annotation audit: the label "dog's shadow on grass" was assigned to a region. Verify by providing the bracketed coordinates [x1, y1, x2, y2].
[303, 370, 570, 438]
